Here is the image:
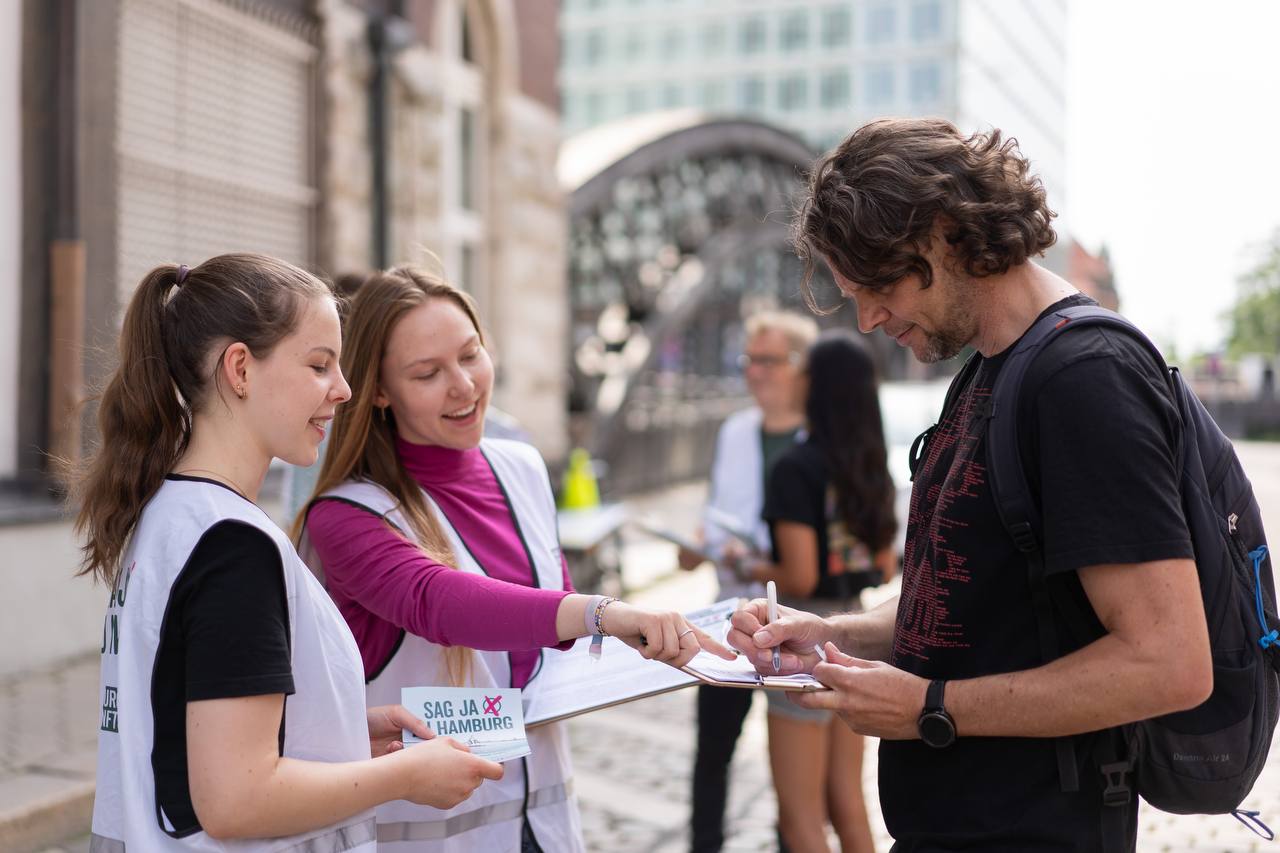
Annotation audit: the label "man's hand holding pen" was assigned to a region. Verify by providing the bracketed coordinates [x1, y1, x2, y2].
[727, 599, 833, 675]
[728, 599, 928, 740]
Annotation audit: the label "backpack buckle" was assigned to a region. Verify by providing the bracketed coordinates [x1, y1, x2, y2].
[1009, 521, 1038, 553]
[1100, 759, 1133, 807]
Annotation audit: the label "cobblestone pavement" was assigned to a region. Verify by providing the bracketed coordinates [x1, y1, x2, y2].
[566, 685, 884, 852]
[0, 653, 99, 778]
[567, 677, 1280, 853]
[23, 445, 1280, 851]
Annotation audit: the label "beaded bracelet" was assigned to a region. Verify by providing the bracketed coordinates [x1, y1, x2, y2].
[589, 596, 619, 660]
[592, 596, 619, 636]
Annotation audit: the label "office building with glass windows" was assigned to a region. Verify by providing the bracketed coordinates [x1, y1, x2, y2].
[559, 0, 1068, 230]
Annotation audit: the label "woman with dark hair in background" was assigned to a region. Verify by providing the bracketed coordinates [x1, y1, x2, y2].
[750, 329, 897, 853]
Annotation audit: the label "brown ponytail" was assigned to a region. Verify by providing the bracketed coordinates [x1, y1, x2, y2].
[71, 253, 331, 585]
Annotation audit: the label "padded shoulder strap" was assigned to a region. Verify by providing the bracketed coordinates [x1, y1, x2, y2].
[987, 305, 1166, 554]
[986, 305, 1166, 799]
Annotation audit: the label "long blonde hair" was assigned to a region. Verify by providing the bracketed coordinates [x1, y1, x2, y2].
[295, 266, 485, 684]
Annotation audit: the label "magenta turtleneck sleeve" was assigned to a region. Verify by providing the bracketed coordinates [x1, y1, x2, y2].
[305, 438, 574, 686]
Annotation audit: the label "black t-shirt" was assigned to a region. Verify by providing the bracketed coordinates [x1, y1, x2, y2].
[880, 295, 1193, 852]
[151, 476, 295, 836]
[763, 440, 882, 600]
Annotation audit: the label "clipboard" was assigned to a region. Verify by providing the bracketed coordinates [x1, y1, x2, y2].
[524, 599, 739, 727]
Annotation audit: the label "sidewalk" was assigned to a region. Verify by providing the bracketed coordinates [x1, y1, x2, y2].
[0, 654, 97, 852]
[12, 443, 1280, 851]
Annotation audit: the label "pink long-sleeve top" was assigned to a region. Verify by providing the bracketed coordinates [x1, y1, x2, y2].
[305, 438, 575, 686]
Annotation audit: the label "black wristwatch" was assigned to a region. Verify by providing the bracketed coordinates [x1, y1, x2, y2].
[917, 679, 957, 748]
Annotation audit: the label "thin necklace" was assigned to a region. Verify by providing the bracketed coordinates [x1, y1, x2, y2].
[172, 467, 249, 499]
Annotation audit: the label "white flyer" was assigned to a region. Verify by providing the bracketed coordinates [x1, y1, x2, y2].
[401, 686, 531, 763]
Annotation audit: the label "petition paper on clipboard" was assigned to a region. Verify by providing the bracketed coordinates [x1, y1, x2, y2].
[523, 598, 826, 727]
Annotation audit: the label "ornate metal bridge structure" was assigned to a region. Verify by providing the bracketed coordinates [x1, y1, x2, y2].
[562, 114, 867, 495]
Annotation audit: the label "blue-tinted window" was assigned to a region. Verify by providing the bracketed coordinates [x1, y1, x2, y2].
[778, 75, 808, 111]
[585, 29, 606, 66]
[624, 30, 645, 61]
[585, 91, 605, 124]
[865, 64, 895, 105]
[819, 70, 851, 108]
[866, 4, 895, 44]
[561, 31, 579, 68]
[910, 1, 942, 41]
[822, 6, 852, 47]
[702, 22, 726, 55]
[563, 92, 581, 126]
[625, 87, 648, 113]
[780, 11, 808, 52]
[661, 26, 684, 60]
[909, 61, 941, 104]
[740, 76, 766, 109]
[662, 84, 683, 108]
[739, 17, 767, 54]
[699, 79, 727, 110]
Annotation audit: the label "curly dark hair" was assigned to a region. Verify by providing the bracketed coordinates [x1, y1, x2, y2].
[794, 118, 1057, 308]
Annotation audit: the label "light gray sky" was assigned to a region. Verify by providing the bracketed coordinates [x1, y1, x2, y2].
[1067, 0, 1280, 357]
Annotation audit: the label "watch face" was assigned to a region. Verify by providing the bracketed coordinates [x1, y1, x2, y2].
[919, 711, 956, 748]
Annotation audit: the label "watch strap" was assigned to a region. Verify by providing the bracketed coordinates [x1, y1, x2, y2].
[925, 678, 947, 712]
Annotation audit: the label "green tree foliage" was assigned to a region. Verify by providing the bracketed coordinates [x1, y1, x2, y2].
[1228, 230, 1280, 358]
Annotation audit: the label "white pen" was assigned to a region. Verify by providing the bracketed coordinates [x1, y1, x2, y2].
[766, 580, 780, 673]
[813, 643, 828, 663]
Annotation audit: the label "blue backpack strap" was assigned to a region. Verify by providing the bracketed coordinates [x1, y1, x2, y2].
[986, 304, 1168, 805]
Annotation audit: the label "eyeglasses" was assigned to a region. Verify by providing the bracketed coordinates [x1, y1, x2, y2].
[737, 352, 801, 370]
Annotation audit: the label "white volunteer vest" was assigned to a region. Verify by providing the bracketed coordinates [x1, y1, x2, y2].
[91, 478, 375, 853]
[303, 439, 584, 853]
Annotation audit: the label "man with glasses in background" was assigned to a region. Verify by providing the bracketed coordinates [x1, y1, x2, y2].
[678, 310, 818, 852]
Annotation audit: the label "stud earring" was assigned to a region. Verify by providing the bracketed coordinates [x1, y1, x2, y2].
[235, 386, 246, 399]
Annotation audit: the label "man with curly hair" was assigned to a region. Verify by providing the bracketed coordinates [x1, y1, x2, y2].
[729, 118, 1211, 851]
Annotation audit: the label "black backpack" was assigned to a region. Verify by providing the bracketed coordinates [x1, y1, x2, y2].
[911, 304, 1280, 839]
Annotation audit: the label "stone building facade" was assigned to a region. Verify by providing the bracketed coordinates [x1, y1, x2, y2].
[15, 0, 568, 501]
[3, 0, 566, 677]
[318, 0, 569, 458]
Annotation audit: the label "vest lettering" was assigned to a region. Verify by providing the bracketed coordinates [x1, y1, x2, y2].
[100, 685, 119, 733]
[114, 561, 133, 607]
[101, 612, 119, 655]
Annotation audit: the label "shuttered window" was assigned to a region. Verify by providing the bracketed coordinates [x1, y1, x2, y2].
[115, 0, 318, 300]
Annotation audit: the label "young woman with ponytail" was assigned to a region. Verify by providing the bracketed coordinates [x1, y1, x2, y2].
[297, 266, 735, 853]
[73, 253, 501, 851]
[748, 330, 897, 853]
